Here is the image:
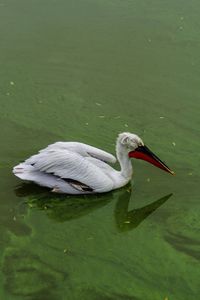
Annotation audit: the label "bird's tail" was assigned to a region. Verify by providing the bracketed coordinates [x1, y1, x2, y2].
[13, 163, 35, 180]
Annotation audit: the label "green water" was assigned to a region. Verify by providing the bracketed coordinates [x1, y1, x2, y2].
[0, 0, 200, 299]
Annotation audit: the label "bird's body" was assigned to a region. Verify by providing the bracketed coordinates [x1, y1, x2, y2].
[13, 141, 129, 194]
[13, 132, 174, 194]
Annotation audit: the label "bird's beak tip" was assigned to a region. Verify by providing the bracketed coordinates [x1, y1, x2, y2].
[130, 145, 175, 176]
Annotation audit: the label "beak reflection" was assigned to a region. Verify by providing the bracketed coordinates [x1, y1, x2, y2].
[115, 189, 173, 232]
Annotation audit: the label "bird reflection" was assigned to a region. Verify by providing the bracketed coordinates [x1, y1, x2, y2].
[15, 183, 172, 229]
[114, 189, 172, 232]
[15, 183, 113, 222]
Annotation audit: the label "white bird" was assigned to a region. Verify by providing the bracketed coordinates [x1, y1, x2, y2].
[13, 132, 174, 194]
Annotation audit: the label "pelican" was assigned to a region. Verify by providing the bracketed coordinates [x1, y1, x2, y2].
[13, 132, 174, 194]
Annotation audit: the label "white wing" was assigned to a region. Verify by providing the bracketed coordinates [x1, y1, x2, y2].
[26, 149, 114, 193]
[39, 142, 117, 164]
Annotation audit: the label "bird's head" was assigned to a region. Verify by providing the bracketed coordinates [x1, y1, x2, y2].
[117, 132, 174, 175]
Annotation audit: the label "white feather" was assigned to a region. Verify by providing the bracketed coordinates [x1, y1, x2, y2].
[13, 133, 146, 194]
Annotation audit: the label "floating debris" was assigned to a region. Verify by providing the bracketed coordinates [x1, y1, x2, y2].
[98, 115, 105, 118]
[63, 248, 68, 254]
[6, 92, 10, 96]
[10, 81, 15, 85]
[85, 122, 89, 126]
[147, 178, 150, 182]
[188, 172, 193, 176]
[159, 116, 165, 119]
[124, 124, 128, 127]
[180, 16, 184, 21]
[172, 142, 176, 147]
[13, 216, 16, 221]
[148, 38, 152, 43]
[179, 26, 183, 30]
[124, 220, 130, 224]
[95, 102, 101, 106]
[114, 116, 121, 119]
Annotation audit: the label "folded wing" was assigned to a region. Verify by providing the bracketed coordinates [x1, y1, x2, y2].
[26, 149, 114, 193]
[40, 142, 117, 164]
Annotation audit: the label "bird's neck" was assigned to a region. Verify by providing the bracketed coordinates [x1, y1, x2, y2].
[116, 143, 133, 180]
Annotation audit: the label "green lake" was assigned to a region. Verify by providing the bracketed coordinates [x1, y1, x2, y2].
[0, 0, 199, 299]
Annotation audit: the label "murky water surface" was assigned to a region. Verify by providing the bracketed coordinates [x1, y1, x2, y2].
[0, 0, 199, 299]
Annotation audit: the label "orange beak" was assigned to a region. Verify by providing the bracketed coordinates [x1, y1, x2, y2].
[129, 145, 175, 175]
